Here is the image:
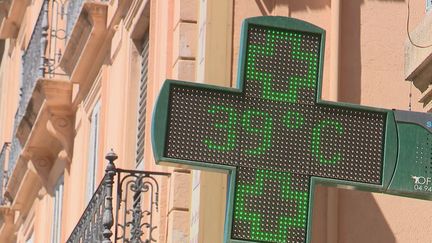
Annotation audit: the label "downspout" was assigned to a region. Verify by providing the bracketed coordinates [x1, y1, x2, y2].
[327, 0, 340, 243]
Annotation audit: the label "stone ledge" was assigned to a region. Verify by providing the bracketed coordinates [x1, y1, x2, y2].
[174, 0, 197, 26]
[0, 206, 15, 243]
[0, 0, 28, 39]
[17, 79, 73, 150]
[59, 2, 108, 85]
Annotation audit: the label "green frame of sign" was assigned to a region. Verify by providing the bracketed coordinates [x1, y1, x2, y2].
[152, 16, 401, 242]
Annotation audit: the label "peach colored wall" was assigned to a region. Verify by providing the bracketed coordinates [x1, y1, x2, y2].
[339, 0, 424, 109]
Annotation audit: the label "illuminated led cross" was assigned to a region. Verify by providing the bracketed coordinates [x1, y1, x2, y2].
[152, 17, 432, 243]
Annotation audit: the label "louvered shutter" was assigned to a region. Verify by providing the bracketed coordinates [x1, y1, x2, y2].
[136, 34, 149, 165]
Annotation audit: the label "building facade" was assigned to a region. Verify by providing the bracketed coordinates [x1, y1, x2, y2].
[0, 0, 429, 242]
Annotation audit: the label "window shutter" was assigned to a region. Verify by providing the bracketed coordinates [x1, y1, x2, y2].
[136, 34, 149, 165]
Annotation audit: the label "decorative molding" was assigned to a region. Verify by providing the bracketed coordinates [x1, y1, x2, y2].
[46, 114, 74, 162]
[5, 78, 74, 212]
[22, 146, 54, 179]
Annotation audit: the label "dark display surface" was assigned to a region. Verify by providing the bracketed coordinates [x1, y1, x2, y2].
[164, 24, 386, 242]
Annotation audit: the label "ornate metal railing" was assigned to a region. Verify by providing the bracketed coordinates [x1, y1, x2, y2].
[115, 169, 169, 242]
[20, 0, 47, 116]
[67, 174, 107, 242]
[46, 0, 68, 76]
[6, 136, 20, 180]
[67, 152, 170, 243]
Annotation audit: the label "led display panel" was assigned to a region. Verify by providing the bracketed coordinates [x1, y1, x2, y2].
[163, 23, 387, 242]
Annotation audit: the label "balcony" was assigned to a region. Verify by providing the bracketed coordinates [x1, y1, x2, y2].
[5, 0, 47, 200]
[60, 0, 108, 88]
[5, 0, 73, 209]
[67, 152, 170, 243]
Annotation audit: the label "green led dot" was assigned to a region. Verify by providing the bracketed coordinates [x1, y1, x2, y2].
[311, 119, 344, 164]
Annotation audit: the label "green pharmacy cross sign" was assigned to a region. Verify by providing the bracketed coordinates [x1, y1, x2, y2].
[152, 17, 432, 243]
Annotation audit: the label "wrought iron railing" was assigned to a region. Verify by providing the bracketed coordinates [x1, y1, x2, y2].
[67, 152, 170, 243]
[19, 0, 46, 119]
[67, 174, 107, 242]
[46, 0, 68, 76]
[6, 136, 19, 181]
[0, 143, 10, 205]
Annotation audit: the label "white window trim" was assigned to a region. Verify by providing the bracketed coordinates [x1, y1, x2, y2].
[50, 176, 64, 243]
[86, 100, 101, 202]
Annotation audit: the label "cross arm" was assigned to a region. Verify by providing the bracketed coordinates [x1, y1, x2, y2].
[152, 79, 242, 173]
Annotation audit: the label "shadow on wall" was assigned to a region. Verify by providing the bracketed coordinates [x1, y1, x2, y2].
[311, 186, 397, 243]
[338, 188, 397, 243]
[254, 0, 330, 16]
[339, 0, 362, 104]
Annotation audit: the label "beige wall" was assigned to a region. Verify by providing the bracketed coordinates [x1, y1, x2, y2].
[0, 0, 431, 243]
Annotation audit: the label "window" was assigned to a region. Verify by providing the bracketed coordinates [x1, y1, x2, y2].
[50, 176, 64, 243]
[86, 100, 101, 201]
[135, 34, 149, 166]
[428, 0, 432, 12]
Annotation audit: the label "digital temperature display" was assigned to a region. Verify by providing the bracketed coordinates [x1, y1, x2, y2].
[162, 24, 386, 242]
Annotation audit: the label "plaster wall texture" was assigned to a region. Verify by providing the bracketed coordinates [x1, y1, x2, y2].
[0, 0, 430, 243]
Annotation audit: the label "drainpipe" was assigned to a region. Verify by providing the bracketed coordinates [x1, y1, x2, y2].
[327, 0, 341, 243]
